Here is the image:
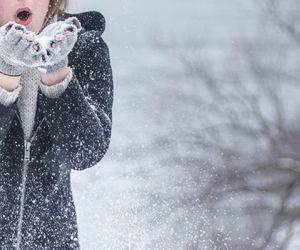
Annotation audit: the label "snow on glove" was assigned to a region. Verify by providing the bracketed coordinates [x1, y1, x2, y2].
[34, 17, 82, 74]
[0, 22, 41, 76]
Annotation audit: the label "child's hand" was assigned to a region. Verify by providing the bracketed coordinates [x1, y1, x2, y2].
[0, 17, 81, 75]
[0, 22, 41, 76]
[34, 17, 82, 74]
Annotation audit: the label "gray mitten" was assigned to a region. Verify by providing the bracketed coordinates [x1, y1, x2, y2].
[0, 22, 41, 76]
[34, 17, 82, 74]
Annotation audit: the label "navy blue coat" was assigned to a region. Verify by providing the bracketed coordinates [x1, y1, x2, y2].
[0, 11, 113, 249]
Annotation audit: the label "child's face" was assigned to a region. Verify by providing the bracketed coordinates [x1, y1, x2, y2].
[0, 0, 50, 33]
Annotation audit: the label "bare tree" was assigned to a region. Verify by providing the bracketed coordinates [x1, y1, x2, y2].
[150, 0, 300, 249]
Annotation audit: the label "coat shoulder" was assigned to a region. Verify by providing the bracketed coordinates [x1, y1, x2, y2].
[58, 11, 106, 35]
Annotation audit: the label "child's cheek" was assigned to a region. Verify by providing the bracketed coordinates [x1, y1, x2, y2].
[31, 0, 50, 33]
[0, 0, 12, 26]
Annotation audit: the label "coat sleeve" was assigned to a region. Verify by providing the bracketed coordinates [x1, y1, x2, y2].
[39, 30, 113, 171]
[0, 91, 20, 146]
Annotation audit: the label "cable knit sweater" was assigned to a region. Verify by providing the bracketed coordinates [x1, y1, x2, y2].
[0, 68, 72, 141]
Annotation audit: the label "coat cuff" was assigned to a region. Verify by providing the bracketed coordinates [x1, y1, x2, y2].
[0, 84, 22, 107]
[38, 68, 73, 99]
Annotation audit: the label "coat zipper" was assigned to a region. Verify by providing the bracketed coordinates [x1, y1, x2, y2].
[14, 140, 31, 250]
[13, 111, 45, 249]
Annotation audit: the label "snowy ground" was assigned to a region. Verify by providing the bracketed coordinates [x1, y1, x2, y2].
[67, 1, 258, 249]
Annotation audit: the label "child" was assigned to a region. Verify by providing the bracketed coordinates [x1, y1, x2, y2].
[0, 0, 113, 249]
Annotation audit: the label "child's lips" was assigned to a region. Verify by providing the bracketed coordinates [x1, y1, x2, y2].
[14, 7, 33, 26]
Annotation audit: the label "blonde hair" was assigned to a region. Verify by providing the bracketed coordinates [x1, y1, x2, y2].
[42, 0, 69, 28]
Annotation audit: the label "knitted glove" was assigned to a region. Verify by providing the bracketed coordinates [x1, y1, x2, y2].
[0, 22, 40, 76]
[34, 17, 82, 74]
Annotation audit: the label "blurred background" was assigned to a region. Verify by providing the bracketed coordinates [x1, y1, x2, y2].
[68, 0, 300, 249]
